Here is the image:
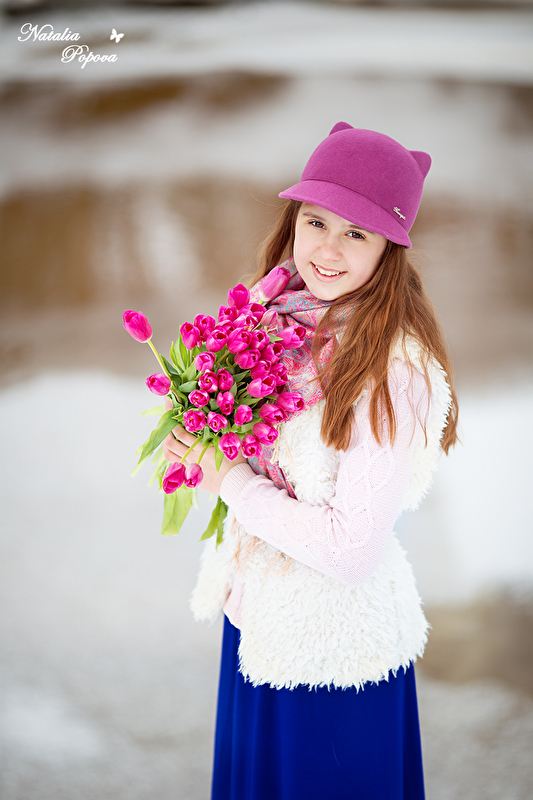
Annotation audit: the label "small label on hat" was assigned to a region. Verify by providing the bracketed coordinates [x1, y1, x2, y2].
[393, 207, 406, 220]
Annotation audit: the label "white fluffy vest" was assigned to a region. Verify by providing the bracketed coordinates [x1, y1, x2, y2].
[191, 337, 453, 690]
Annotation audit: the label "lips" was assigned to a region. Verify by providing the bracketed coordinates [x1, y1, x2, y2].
[312, 262, 345, 281]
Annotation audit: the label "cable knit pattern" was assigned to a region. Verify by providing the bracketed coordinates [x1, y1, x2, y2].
[190, 336, 453, 690]
[222, 361, 426, 587]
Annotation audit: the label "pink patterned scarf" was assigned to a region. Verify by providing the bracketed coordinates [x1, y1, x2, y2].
[246, 258, 340, 495]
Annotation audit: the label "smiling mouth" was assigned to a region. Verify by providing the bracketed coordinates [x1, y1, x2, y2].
[312, 262, 345, 278]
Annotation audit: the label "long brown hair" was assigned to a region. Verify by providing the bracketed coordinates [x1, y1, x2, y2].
[250, 200, 459, 454]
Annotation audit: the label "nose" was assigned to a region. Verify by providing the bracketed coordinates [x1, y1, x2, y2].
[318, 232, 342, 261]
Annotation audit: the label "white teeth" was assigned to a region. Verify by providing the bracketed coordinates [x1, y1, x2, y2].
[314, 264, 342, 277]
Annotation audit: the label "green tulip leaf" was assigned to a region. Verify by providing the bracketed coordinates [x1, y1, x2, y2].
[137, 410, 176, 465]
[161, 487, 194, 536]
[180, 380, 197, 393]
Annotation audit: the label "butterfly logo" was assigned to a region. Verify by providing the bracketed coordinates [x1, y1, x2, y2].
[110, 29, 124, 43]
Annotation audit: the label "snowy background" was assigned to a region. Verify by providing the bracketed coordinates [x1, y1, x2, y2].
[1, 1, 533, 798]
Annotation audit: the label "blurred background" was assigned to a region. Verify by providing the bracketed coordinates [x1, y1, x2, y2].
[1, 0, 533, 798]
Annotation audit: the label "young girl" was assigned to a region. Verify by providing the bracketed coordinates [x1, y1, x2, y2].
[163, 122, 458, 800]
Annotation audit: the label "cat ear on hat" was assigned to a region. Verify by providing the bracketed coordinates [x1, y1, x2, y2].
[411, 150, 432, 178]
[329, 121, 354, 135]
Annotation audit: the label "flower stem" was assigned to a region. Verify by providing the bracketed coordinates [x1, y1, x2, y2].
[197, 443, 212, 465]
[180, 437, 201, 463]
[147, 339, 169, 376]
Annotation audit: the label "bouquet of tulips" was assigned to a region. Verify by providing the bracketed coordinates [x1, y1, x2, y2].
[123, 267, 305, 543]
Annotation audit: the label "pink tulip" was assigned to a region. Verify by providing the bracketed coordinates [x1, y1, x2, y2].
[195, 351, 215, 373]
[183, 409, 206, 432]
[252, 421, 279, 445]
[261, 342, 284, 364]
[279, 325, 306, 349]
[184, 463, 203, 488]
[227, 283, 250, 309]
[251, 329, 269, 350]
[256, 266, 291, 303]
[227, 328, 253, 354]
[218, 305, 238, 324]
[189, 389, 210, 407]
[180, 322, 201, 350]
[216, 369, 234, 391]
[248, 303, 269, 323]
[250, 361, 271, 380]
[260, 307, 277, 328]
[207, 411, 228, 433]
[217, 391, 235, 415]
[233, 313, 256, 330]
[219, 432, 242, 461]
[146, 373, 171, 396]
[198, 371, 218, 393]
[205, 328, 228, 352]
[248, 375, 276, 398]
[270, 362, 288, 386]
[242, 434, 262, 457]
[123, 310, 152, 343]
[234, 404, 253, 426]
[194, 315, 216, 338]
[276, 392, 305, 413]
[259, 403, 287, 425]
[162, 462, 186, 494]
[234, 349, 261, 369]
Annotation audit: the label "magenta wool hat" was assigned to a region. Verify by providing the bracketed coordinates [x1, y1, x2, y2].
[279, 122, 431, 248]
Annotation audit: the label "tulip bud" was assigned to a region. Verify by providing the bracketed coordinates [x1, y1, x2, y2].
[180, 322, 201, 350]
[243, 302, 267, 324]
[260, 307, 277, 329]
[227, 283, 250, 309]
[252, 422, 278, 445]
[189, 389, 210, 407]
[248, 375, 276, 398]
[123, 310, 152, 343]
[256, 266, 290, 303]
[184, 463, 203, 488]
[270, 362, 288, 386]
[217, 391, 235, 415]
[219, 432, 242, 461]
[162, 462, 186, 494]
[216, 369, 234, 391]
[261, 342, 284, 364]
[259, 403, 287, 425]
[242, 434, 262, 457]
[205, 328, 228, 353]
[207, 411, 228, 433]
[195, 351, 215, 373]
[227, 328, 253, 354]
[234, 404, 253, 426]
[250, 361, 271, 380]
[234, 349, 261, 369]
[198, 371, 218, 393]
[279, 325, 306, 349]
[218, 305, 238, 324]
[183, 409, 206, 432]
[146, 373, 171, 396]
[193, 315, 216, 338]
[251, 329, 269, 350]
[276, 392, 305, 413]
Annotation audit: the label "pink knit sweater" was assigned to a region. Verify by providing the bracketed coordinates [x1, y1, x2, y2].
[220, 360, 429, 628]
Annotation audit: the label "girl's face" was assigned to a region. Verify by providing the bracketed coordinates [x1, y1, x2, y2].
[293, 204, 387, 301]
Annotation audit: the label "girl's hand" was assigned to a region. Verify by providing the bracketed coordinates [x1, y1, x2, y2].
[162, 424, 247, 495]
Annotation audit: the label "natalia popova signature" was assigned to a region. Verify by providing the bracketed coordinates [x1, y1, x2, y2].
[17, 22, 124, 69]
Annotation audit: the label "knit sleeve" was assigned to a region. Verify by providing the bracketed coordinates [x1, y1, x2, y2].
[220, 359, 429, 587]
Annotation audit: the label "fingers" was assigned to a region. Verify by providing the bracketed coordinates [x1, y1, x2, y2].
[162, 425, 201, 464]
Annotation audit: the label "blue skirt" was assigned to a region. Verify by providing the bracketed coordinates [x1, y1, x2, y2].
[211, 616, 425, 800]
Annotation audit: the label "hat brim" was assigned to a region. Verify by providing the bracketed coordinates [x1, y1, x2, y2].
[278, 180, 412, 248]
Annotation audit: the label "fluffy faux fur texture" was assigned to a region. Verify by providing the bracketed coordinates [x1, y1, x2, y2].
[190, 337, 452, 690]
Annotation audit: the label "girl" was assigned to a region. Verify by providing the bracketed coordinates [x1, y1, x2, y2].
[163, 122, 458, 800]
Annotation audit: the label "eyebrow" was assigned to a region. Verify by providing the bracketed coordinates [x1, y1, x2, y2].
[301, 210, 373, 236]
